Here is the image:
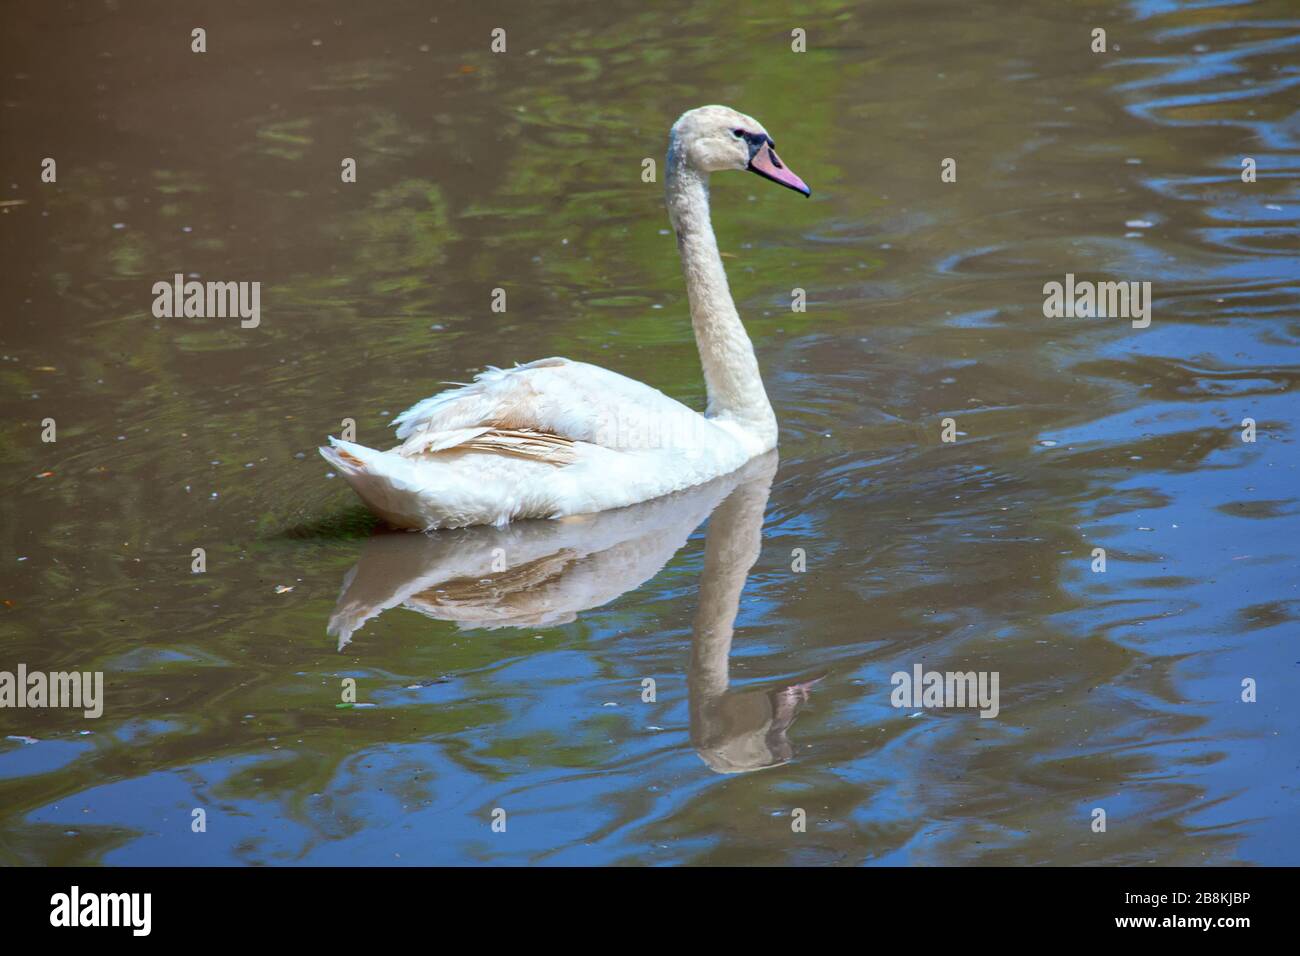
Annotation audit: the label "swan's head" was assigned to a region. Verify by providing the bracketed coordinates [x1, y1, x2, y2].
[669, 105, 810, 197]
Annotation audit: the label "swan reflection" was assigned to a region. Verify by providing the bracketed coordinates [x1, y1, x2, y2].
[328, 451, 817, 773]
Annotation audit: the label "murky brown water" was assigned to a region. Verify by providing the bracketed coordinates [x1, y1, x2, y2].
[1, 0, 1297, 865]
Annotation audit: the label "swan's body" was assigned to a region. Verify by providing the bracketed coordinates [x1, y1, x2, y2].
[321, 106, 809, 529]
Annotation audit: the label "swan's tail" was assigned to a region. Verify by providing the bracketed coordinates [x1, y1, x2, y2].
[319, 437, 437, 529]
[319, 436, 554, 530]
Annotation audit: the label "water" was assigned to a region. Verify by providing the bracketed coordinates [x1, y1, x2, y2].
[1, 0, 1297, 865]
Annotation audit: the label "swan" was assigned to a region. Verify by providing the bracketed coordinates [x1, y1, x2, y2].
[321, 105, 810, 529]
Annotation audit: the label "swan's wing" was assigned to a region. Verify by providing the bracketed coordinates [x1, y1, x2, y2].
[389, 357, 703, 461]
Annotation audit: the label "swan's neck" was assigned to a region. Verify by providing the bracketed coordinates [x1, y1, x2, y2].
[666, 158, 777, 446]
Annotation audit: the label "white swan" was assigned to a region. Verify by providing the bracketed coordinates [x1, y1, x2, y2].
[321, 105, 810, 529]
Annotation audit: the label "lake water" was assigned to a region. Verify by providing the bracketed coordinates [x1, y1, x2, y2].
[1, 0, 1297, 865]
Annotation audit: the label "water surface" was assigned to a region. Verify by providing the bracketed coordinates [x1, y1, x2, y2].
[1, 0, 1297, 865]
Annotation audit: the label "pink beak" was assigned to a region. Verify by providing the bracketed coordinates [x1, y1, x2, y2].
[747, 140, 811, 197]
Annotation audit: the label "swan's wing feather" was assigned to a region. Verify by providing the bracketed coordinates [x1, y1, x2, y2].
[390, 357, 699, 459]
[442, 428, 577, 464]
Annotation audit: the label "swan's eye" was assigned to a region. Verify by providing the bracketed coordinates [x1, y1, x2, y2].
[731, 128, 745, 139]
